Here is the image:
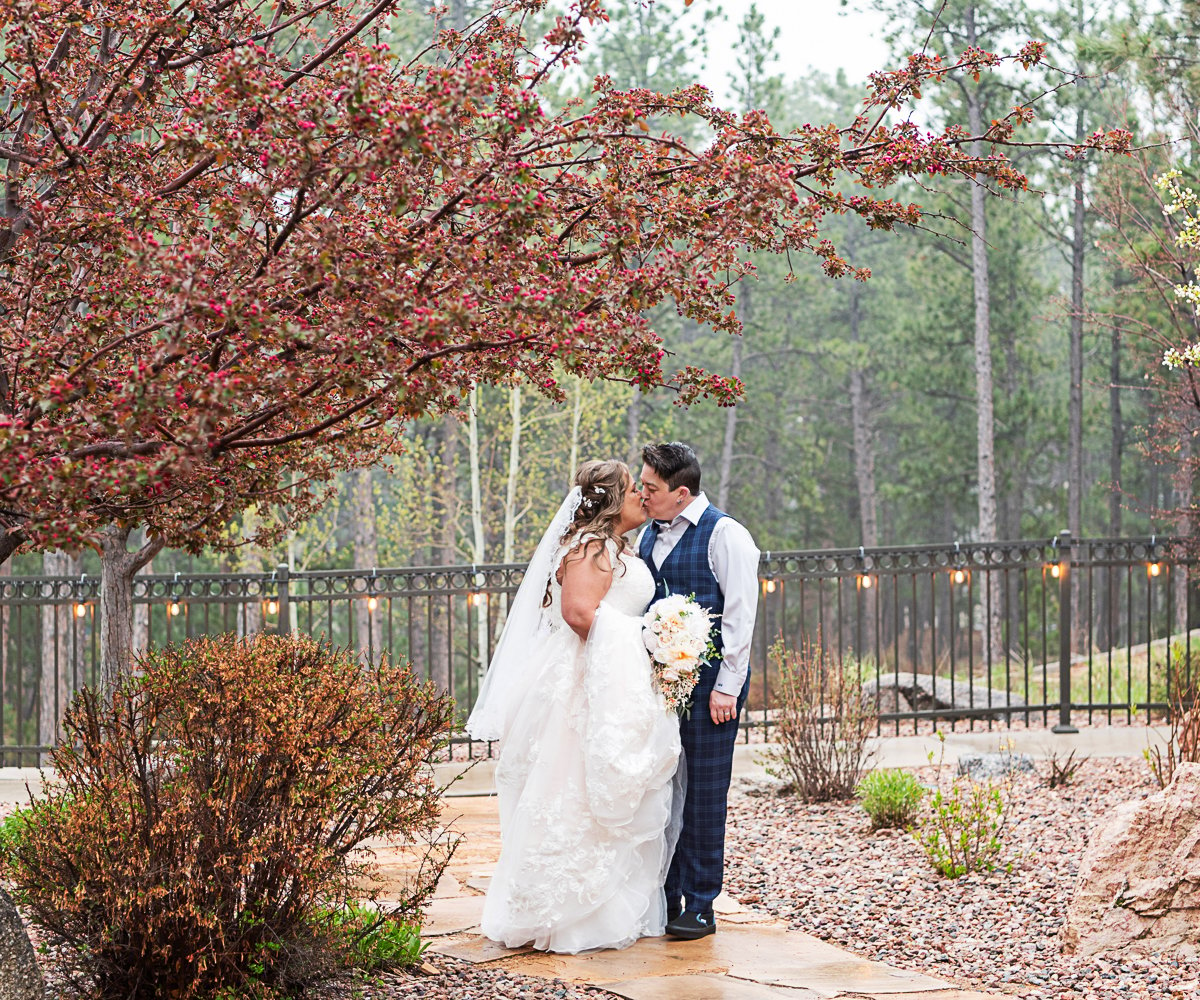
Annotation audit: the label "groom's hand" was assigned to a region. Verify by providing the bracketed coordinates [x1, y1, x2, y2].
[709, 690, 738, 726]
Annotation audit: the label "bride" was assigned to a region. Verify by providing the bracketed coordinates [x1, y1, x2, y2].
[465, 459, 682, 954]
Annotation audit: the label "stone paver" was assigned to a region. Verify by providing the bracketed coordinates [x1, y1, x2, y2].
[605, 975, 821, 1000]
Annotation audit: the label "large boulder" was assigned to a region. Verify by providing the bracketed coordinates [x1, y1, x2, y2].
[0, 887, 43, 1000]
[861, 671, 1026, 721]
[1062, 762, 1200, 958]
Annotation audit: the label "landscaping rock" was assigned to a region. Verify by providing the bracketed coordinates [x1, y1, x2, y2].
[861, 671, 1026, 721]
[0, 887, 44, 1000]
[1062, 762, 1200, 958]
[956, 752, 1036, 780]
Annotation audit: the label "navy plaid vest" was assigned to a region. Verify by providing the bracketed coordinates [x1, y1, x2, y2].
[639, 504, 728, 656]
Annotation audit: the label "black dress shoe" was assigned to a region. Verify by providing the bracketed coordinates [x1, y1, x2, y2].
[665, 910, 716, 939]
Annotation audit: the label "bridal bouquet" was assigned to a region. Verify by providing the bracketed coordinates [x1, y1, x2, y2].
[642, 593, 718, 714]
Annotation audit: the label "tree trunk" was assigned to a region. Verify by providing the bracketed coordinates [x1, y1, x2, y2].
[0, 560, 9, 743]
[848, 275, 878, 657]
[1069, 100, 1088, 651]
[469, 387, 486, 563]
[132, 556, 154, 656]
[1173, 430, 1192, 646]
[429, 415, 459, 692]
[1102, 324, 1124, 648]
[99, 524, 164, 693]
[718, 287, 748, 510]
[849, 280, 878, 548]
[39, 550, 77, 763]
[569, 379, 584, 482]
[353, 467, 380, 663]
[965, 5, 1002, 665]
[467, 387, 489, 687]
[0, 518, 26, 566]
[503, 386, 522, 564]
[626, 388, 642, 470]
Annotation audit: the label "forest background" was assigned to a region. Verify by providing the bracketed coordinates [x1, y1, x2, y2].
[18, 0, 1199, 583]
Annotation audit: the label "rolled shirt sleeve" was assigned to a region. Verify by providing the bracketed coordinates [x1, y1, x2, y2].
[709, 518, 761, 696]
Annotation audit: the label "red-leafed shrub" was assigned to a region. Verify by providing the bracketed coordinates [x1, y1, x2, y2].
[0, 633, 454, 999]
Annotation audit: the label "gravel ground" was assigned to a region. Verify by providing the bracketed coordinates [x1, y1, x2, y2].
[306, 958, 618, 1000]
[724, 756, 1200, 999]
[33, 947, 620, 1000]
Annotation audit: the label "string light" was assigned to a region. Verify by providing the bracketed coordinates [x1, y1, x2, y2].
[169, 602, 182, 617]
[367, 596, 378, 612]
[73, 603, 87, 618]
[266, 599, 279, 615]
[762, 579, 777, 594]
[857, 574, 873, 590]
[1047, 563, 1063, 580]
[952, 568, 967, 585]
[1148, 562, 1162, 578]
[468, 592, 488, 607]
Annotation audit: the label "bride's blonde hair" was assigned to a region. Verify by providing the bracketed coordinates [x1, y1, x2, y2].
[545, 460, 632, 605]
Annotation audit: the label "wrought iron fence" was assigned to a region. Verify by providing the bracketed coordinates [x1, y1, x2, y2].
[2, 533, 1194, 763]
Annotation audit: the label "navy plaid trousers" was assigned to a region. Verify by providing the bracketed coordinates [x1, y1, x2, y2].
[664, 669, 749, 913]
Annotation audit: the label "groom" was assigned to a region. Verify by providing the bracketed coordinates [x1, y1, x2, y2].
[637, 442, 761, 940]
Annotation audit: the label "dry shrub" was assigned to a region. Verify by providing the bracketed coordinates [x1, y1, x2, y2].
[1146, 669, 1200, 788]
[0, 633, 455, 1000]
[761, 636, 877, 801]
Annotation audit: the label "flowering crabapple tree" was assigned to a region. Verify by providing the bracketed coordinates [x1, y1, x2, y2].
[0, 0, 1130, 683]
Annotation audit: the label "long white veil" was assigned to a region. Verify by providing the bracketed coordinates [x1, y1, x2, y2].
[465, 486, 583, 742]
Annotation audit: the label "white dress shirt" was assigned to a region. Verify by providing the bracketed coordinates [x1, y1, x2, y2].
[637, 493, 761, 697]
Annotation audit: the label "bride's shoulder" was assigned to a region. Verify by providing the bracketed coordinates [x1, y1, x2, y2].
[557, 530, 614, 562]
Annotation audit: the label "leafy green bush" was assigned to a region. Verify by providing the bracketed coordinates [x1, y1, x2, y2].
[0, 807, 30, 864]
[917, 779, 1007, 878]
[0, 633, 455, 1000]
[856, 769, 925, 830]
[321, 901, 428, 971]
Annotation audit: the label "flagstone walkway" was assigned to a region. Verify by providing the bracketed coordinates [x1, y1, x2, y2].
[404, 793, 1001, 1000]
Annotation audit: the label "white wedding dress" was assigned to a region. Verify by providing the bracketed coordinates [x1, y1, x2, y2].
[479, 534, 682, 954]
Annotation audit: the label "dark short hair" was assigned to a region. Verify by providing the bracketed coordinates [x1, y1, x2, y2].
[641, 442, 701, 495]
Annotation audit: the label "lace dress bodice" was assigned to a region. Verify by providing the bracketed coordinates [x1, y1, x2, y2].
[545, 534, 655, 630]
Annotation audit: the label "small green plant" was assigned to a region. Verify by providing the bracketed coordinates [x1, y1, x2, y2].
[1044, 748, 1086, 789]
[856, 769, 925, 830]
[0, 808, 30, 864]
[916, 730, 1009, 878]
[321, 902, 427, 971]
[918, 779, 1007, 878]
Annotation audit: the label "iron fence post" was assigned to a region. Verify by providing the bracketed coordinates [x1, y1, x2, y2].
[276, 563, 291, 637]
[1053, 529, 1078, 734]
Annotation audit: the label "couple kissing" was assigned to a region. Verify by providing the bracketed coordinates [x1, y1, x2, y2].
[466, 441, 760, 953]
